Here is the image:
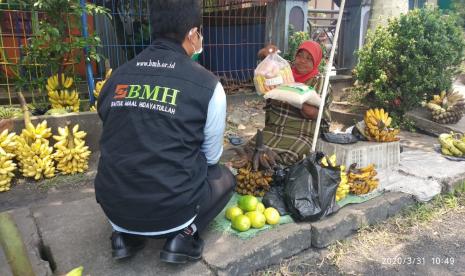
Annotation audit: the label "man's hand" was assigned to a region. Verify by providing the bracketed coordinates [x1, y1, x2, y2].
[257, 44, 280, 60]
[301, 103, 319, 120]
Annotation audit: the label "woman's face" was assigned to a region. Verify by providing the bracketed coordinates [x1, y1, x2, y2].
[294, 50, 314, 74]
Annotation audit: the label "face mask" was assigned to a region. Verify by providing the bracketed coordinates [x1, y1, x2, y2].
[190, 29, 203, 60]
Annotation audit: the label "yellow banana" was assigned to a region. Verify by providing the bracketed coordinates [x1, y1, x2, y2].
[328, 154, 337, 167]
[321, 157, 328, 167]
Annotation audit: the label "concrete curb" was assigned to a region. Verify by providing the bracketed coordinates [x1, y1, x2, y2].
[311, 193, 415, 248]
[203, 223, 312, 275]
[2, 208, 53, 276]
[405, 108, 465, 137]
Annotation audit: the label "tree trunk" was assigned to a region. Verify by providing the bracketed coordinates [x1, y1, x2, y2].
[368, 0, 409, 31]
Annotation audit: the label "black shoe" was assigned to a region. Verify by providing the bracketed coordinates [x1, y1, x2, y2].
[159, 233, 204, 264]
[111, 231, 146, 260]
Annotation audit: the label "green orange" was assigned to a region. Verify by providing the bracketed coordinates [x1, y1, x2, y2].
[238, 195, 258, 212]
[245, 211, 266, 229]
[231, 214, 251, 232]
[225, 206, 243, 221]
[264, 207, 280, 225]
[256, 202, 266, 213]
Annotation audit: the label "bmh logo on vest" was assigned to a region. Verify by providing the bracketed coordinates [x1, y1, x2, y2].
[111, 84, 180, 115]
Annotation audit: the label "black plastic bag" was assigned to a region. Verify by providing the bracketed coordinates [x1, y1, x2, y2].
[262, 166, 289, 215]
[262, 185, 288, 216]
[352, 121, 369, 141]
[284, 152, 340, 222]
[322, 132, 358, 144]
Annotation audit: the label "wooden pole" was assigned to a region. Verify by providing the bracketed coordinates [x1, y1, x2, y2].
[311, 0, 347, 152]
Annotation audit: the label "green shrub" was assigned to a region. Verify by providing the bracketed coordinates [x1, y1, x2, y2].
[451, 0, 465, 28]
[354, 7, 465, 116]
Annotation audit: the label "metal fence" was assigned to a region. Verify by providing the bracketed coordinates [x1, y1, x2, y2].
[0, 0, 274, 105]
[201, 0, 271, 92]
[307, 8, 348, 72]
[0, 2, 95, 105]
[93, 0, 272, 92]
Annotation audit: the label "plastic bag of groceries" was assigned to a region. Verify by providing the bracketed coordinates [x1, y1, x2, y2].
[264, 83, 321, 109]
[254, 53, 294, 96]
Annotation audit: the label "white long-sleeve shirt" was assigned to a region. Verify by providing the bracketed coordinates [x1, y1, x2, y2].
[201, 82, 227, 165]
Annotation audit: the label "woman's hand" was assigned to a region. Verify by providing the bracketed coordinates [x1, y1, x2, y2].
[301, 103, 319, 120]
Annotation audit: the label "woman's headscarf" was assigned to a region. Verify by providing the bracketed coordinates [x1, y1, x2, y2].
[292, 41, 323, 83]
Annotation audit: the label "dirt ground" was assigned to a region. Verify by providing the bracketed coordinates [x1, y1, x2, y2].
[257, 188, 465, 276]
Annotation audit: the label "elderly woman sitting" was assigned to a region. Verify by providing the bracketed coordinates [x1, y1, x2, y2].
[259, 41, 332, 166]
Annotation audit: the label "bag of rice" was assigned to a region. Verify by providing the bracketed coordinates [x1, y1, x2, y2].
[254, 53, 294, 95]
[264, 83, 321, 109]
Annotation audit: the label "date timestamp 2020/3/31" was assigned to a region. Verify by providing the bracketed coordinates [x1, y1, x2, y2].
[382, 256, 455, 265]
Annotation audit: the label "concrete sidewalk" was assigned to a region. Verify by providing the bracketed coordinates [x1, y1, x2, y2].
[2, 149, 465, 276]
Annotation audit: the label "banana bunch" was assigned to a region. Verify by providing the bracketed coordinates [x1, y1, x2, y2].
[52, 124, 91, 174]
[0, 106, 23, 119]
[438, 132, 465, 157]
[15, 121, 55, 180]
[235, 162, 273, 196]
[0, 129, 17, 154]
[19, 120, 52, 144]
[364, 108, 400, 142]
[348, 163, 379, 195]
[425, 91, 464, 124]
[46, 74, 80, 112]
[0, 154, 16, 192]
[0, 129, 17, 192]
[48, 90, 80, 112]
[336, 165, 350, 201]
[46, 74, 74, 91]
[91, 68, 112, 111]
[45, 107, 73, 116]
[230, 130, 282, 172]
[319, 154, 350, 201]
[320, 154, 337, 167]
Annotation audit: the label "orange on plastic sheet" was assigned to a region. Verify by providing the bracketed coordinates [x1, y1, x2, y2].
[245, 211, 266, 229]
[237, 195, 259, 212]
[225, 206, 243, 221]
[231, 214, 251, 232]
[264, 207, 280, 225]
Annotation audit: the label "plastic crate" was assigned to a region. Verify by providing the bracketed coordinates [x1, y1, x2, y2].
[316, 140, 400, 169]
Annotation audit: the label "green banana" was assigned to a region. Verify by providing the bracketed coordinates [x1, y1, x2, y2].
[441, 147, 453, 156]
[452, 140, 465, 155]
[439, 134, 463, 156]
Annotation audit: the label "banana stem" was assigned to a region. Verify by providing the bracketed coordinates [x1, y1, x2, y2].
[58, 62, 63, 88]
[0, 212, 35, 276]
[66, 122, 74, 148]
[17, 91, 31, 126]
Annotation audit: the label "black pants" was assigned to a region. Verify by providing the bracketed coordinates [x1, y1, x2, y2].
[194, 164, 236, 233]
[133, 164, 235, 239]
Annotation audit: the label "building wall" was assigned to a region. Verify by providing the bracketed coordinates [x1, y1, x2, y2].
[308, 0, 336, 10]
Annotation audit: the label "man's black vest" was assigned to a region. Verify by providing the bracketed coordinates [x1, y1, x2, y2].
[95, 39, 218, 232]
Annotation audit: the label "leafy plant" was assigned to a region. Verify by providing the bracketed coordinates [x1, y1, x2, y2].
[14, 0, 109, 94]
[353, 7, 465, 118]
[284, 25, 310, 62]
[450, 0, 465, 28]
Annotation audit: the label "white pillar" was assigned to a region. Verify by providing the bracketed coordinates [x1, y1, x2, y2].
[265, 0, 309, 53]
